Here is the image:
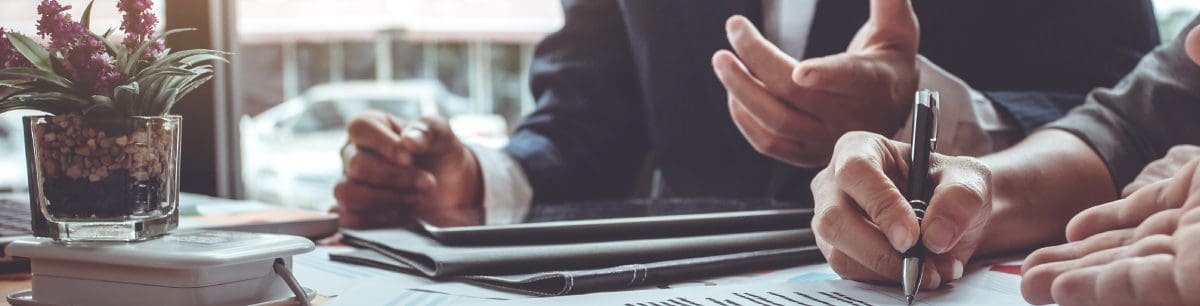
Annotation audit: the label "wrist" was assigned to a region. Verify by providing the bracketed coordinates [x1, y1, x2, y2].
[459, 144, 484, 209]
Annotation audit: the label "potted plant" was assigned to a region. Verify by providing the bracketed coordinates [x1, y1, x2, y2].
[0, 0, 226, 241]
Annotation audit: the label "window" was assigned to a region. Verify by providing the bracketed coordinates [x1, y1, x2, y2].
[232, 0, 563, 209]
[1157, 0, 1200, 40]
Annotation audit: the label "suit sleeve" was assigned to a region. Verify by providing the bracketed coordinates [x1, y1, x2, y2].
[969, 0, 1161, 134]
[502, 0, 650, 203]
[1044, 16, 1200, 190]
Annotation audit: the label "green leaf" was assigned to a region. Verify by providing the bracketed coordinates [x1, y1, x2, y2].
[145, 73, 178, 113]
[1, 92, 92, 115]
[0, 80, 31, 89]
[6, 32, 55, 73]
[0, 87, 37, 103]
[82, 95, 115, 117]
[23, 92, 92, 105]
[169, 74, 212, 114]
[0, 68, 73, 89]
[125, 28, 197, 75]
[0, 99, 80, 115]
[10, 79, 73, 94]
[90, 95, 113, 106]
[156, 88, 179, 115]
[133, 66, 197, 81]
[47, 52, 74, 81]
[81, 0, 96, 30]
[138, 49, 229, 78]
[113, 82, 140, 115]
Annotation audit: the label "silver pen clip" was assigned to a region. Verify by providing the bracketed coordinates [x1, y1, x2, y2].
[915, 89, 939, 151]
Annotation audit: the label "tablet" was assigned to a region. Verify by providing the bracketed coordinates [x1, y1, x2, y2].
[419, 198, 812, 245]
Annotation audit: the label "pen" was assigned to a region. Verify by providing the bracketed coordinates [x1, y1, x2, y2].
[903, 90, 938, 305]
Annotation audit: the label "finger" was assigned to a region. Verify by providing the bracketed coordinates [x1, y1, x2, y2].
[724, 15, 798, 93]
[1023, 235, 1174, 305]
[825, 247, 891, 283]
[827, 247, 941, 289]
[1023, 228, 1135, 274]
[791, 54, 888, 96]
[866, 0, 919, 54]
[812, 198, 907, 280]
[920, 254, 956, 288]
[403, 117, 461, 153]
[1174, 222, 1200, 304]
[1181, 206, 1200, 227]
[728, 96, 820, 166]
[1050, 254, 1180, 306]
[1066, 178, 1181, 242]
[713, 50, 826, 141]
[333, 180, 423, 212]
[1121, 178, 1151, 198]
[1183, 161, 1200, 210]
[344, 149, 437, 190]
[398, 120, 432, 153]
[830, 133, 918, 252]
[922, 158, 991, 254]
[347, 111, 413, 166]
[1132, 209, 1184, 239]
[1185, 25, 1200, 67]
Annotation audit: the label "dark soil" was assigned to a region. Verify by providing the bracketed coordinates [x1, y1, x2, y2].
[41, 170, 165, 219]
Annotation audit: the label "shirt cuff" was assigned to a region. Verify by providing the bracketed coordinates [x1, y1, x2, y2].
[892, 56, 1017, 156]
[468, 144, 534, 225]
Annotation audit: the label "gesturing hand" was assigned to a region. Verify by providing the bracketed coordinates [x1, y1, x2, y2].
[712, 0, 919, 168]
[811, 132, 991, 288]
[334, 111, 483, 229]
[1021, 159, 1200, 306]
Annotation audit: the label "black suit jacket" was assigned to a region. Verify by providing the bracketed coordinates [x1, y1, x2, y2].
[504, 0, 1159, 204]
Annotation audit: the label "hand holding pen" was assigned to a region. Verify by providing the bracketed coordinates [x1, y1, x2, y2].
[903, 90, 938, 304]
[808, 94, 994, 297]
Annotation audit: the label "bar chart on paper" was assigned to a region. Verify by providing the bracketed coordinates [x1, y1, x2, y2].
[477, 279, 1027, 306]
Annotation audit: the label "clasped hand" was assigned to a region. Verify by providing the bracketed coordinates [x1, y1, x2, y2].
[334, 111, 484, 229]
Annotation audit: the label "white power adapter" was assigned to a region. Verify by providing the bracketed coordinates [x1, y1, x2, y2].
[5, 230, 316, 306]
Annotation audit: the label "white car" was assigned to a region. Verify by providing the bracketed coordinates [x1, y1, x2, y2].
[240, 80, 507, 210]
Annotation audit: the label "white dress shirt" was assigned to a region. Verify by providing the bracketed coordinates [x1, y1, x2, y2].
[470, 1, 1016, 224]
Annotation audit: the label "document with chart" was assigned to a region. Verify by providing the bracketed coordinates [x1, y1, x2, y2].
[478, 279, 1023, 306]
[476, 262, 1028, 306]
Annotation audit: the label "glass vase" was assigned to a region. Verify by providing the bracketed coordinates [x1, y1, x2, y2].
[23, 114, 181, 241]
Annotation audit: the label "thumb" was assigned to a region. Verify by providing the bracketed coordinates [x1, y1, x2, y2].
[922, 156, 992, 254]
[399, 117, 460, 156]
[864, 0, 919, 54]
[1186, 25, 1200, 68]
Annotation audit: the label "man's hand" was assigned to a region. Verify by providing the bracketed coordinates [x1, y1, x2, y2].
[333, 111, 483, 229]
[1021, 160, 1200, 305]
[712, 0, 919, 167]
[1123, 145, 1200, 197]
[811, 132, 991, 288]
[1186, 24, 1200, 68]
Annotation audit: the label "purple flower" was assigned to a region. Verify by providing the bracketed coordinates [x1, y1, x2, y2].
[63, 36, 123, 97]
[36, 0, 87, 52]
[118, 0, 161, 55]
[0, 28, 32, 69]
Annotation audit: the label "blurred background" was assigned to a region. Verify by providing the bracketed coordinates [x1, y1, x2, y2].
[1, 0, 1198, 211]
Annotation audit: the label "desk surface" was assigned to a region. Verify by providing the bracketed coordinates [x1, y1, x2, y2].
[0, 274, 29, 306]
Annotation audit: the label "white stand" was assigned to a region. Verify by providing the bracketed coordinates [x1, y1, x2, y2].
[4, 230, 316, 306]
